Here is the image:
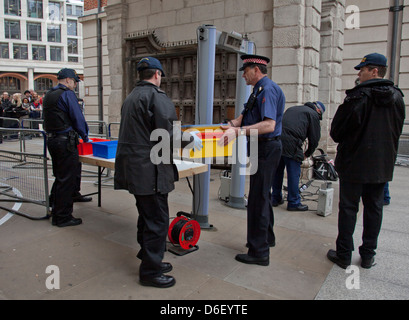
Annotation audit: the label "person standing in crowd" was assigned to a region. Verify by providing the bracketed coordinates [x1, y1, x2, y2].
[271, 101, 325, 211]
[327, 53, 405, 269]
[1, 92, 12, 142]
[114, 57, 201, 288]
[30, 91, 43, 129]
[8, 93, 22, 119]
[43, 68, 91, 228]
[23, 90, 32, 103]
[219, 54, 285, 266]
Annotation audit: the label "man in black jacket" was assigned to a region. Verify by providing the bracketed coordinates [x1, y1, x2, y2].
[327, 53, 405, 269]
[271, 101, 325, 211]
[114, 57, 200, 288]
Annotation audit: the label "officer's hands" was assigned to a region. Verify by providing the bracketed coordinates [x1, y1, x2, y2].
[218, 127, 237, 147]
[189, 131, 203, 152]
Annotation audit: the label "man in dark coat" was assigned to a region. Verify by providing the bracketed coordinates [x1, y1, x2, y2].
[327, 53, 405, 269]
[114, 57, 199, 288]
[271, 101, 325, 211]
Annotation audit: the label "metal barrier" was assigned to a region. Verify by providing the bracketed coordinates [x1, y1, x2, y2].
[0, 128, 50, 220]
[87, 120, 109, 139]
[0, 117, 21, 141]
[108, 122, 120, 140]
[20, 118, 44, 130]
[397, 121, 409, 166]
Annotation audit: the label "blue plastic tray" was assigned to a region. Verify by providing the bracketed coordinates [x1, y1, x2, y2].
[91, 141, 118, 159]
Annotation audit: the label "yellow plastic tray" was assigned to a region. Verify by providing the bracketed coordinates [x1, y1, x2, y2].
[181, 125, 235, 159]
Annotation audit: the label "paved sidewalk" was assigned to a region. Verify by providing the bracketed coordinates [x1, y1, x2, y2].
[0, 139, 408, 300]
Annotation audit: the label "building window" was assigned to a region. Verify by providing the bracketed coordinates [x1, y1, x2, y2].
[13, 44, 28, 59]
[49, 1, 62, 22]
[68, 56, 78, 62]
[50, 46, 62, 61]
[67, 39, 78, 54]
[32, 45, 46, 60]
[67, 20, 77, 36]
[67, 4, 83, 17]
[5, 20, 20, 39]
[35, 78, 54, 93]
[74, 6, 83, 17]
[47, 24, 61, 42]
[4, 0, 21, 16]
[0, 76, 21, 93]
[27, 22, 42, 41]
[66, 4, 72, 16]
[27, 0, 43, 18]
[0, 43, 10, 58]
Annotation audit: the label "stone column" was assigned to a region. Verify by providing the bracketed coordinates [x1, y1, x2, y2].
[105, 1, 128, 125]
[319, 0, 345, 155]
[272, 0, 323, 108]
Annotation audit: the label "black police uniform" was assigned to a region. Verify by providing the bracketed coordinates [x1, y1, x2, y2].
[43, 81, 89, 226]
[241, 75, 285, 258]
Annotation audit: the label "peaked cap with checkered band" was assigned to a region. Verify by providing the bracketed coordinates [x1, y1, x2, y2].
[239, 54, 270, 71]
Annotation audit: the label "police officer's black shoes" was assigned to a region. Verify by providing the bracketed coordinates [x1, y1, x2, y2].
[361, 257, 376, 269]
[287, 204, 308, 211]
[140, 275, 176, 288]
[73, 195, 92, 202]
[52, 216, 82, 227]
[235, 254, 269, 266]
[161, 262, 173, 273]
[327, 249, 351, 269]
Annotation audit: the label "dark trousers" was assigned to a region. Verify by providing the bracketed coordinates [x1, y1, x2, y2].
[272, 156, 302, 207]
[336, 180, 385, 261]
[134, 193, 169, 279]
[48, 137, 81, 223]
[247, 140, 282, 258]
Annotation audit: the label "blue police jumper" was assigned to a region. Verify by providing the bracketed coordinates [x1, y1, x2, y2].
[242, 76, 285, 258]
[44, 84, 89, 224]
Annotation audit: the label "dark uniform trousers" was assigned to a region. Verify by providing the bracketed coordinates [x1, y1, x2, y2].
[336, 180, 385, 261]
[48, 136, 81, 223]
[134, 193, 169, 279]
[247, 139, 282, 258]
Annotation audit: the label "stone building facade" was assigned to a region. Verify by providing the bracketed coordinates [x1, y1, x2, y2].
[79, 0, 408, 153]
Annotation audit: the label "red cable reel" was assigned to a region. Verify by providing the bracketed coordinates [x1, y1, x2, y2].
[168, 212, 201, 251]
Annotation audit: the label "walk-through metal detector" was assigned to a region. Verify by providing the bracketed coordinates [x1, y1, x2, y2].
[192, 25, 254, 229]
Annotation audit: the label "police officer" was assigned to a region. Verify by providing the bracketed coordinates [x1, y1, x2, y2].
[114, 57, 200, 288]
[43, 68, 90, 227]
[328, 53, 405, 269]
[271, 101, 325, 211]
[219, 54, 285, 266]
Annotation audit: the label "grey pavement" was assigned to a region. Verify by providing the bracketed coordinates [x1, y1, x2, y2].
[1, 139, 409, 300]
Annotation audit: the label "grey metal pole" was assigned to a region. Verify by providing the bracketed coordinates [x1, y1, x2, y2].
[97, 1, 103, 132]
[192, 25, 217, 229]
[226, 41, 254, 209]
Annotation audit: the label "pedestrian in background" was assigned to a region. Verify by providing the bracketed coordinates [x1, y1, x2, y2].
[271, 101, 325, 211]
[327, 53, 405, 269]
